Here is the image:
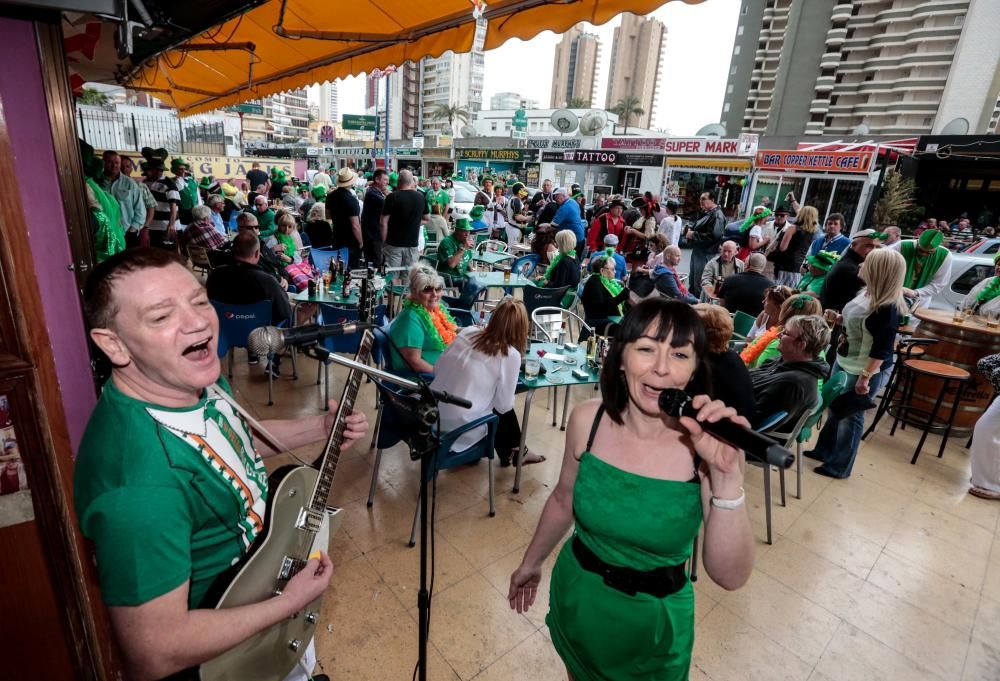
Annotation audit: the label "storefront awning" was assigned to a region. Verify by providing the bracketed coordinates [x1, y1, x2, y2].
[665, 157, 752, 172]
[117, 0, 701, 116]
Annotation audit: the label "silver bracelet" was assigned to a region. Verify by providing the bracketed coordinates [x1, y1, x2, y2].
[710, 488, 746, 510]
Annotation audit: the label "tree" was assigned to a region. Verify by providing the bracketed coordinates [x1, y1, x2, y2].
[77, 87, 110, 107]
[874, 170, 921, 227]
[430, 104, 471, 135]
[566, 97, 591, 109]
[610, 95, 645, 134]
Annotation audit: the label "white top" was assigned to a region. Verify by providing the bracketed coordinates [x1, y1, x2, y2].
[659, 215, 683, 247]
[431, 327, 521, 451]
[312, 171, 332, 189]
[888, 240, 953, 305]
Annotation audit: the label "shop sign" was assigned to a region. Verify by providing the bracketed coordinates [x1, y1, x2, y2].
[542, 150, 664, 166]
[306, 147, 320, 156]
[528, 138, 582, 149]
[342, 114, 378, 132]
[601, 137, 667, 150]
[107, 151, 293, 181]
[456, 148, 539, 162]
[755, 149, 875, 173]
[393, 147, 421, 157]
[335, 146, 374, 156]
[602, 137, 752, 156]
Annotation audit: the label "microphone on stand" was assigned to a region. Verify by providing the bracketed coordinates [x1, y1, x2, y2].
[247, 322, 371, 356]
[657, 389, 794, 469]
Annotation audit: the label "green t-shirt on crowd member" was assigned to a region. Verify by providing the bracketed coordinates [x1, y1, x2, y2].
[388, 304, 444, 371]
[426, 188, 450, 216]
[74, 376, 269, 610]
[436, 233, 472, 279]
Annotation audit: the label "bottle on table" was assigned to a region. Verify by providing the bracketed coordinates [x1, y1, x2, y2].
[342, 267, 352, 298]
[478, 310, 487, 327]
[557, 321, 567, 345]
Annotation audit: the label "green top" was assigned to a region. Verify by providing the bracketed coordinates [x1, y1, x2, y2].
[798, 271, 826, 295]
[426, 188, 450, 216]
[253, 207, 276, 237]
[546, 447, 702, 680]
[749, 338, 780, 369]
[436, 234, 472, 278]
[900, 240, 949, 289]
[388, 304, 445, 370]
[74, 377, 268, 609]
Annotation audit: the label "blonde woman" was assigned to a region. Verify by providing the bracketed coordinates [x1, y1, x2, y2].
[768, 205, 818, 287]
[805, 248, 908, 478]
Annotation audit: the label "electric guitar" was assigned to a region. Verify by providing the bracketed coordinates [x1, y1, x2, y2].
[199, 329, 374, 681]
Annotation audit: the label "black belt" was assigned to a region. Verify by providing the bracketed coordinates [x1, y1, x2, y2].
[572, 535, 687, 599]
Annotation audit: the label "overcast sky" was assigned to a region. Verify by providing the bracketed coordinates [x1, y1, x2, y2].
[313, 0, 740, 136]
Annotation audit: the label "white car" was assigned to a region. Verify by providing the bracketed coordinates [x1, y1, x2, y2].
[927, 251, 996, 312]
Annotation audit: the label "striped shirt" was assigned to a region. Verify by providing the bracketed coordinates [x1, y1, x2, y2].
[144, 177, 180, 231]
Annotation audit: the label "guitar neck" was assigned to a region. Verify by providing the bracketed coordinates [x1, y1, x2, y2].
[307, 330, 374, 514]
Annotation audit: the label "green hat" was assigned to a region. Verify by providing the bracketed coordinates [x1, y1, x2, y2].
[311, 185, 327, 200]
[388, 171, 398, 188]
[275, 170, 287, 183]
[572, 192, 585, 200]
[170, 157, 189, 173]
[918, 229, 943, 249]
[198, 175, 215, 190]
[469, 205, 485, 220]
[453, 217, 471, 232]
[364, 171, 373, 179]
[806, 250, 840, 272]
[270, 167, 280, 178]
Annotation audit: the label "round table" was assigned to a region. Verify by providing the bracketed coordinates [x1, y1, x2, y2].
[913, 308, 1000, 433]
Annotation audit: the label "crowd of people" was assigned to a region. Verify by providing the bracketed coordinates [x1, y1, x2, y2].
[76, 142, 1000, 681]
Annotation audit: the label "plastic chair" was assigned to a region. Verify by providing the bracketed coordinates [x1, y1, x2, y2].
[530, 306, 592, 343]
[756, 403, 819, 545]
[211, 299, 285, 406]
[311, 246, 338, 275]
[315, 303, 387, 409]
[732, 310, 756, 340]
[365, 379, 499, 546]
[188, 245, 213, 275]
[523, 285, 571, 318]
[511, 254, 540, 278]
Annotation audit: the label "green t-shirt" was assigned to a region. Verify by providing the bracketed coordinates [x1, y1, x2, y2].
[426, 188, 450, 216]
[388, 305, 444, 371]
[74, 376, 269, 609]
[749, 338, 780, 369]
[436, 234, 472, 278]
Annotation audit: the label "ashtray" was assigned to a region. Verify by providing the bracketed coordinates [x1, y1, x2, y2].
[546, 375, 564, 384]
[562, 357, 577, 366]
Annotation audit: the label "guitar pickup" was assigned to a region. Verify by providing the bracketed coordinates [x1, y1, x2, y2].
[278, 556, 300, 581]
[295, 507, 324, 533]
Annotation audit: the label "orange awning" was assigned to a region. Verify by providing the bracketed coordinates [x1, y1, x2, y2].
[123, 0, 701, 116]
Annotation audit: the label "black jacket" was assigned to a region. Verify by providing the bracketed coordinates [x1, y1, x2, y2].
[688, 206, 726, 253]
[820, 247, 864, 312]
[206, 261, 292, 326]
[719, 271, 772, 318]
[750, 357, 829, 430]
[581, 275, 628, 321]
[705, 350, 757, 423]
[546, 255, 581, 290]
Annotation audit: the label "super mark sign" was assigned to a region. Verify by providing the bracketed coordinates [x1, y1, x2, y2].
[755, 150, 874, 174]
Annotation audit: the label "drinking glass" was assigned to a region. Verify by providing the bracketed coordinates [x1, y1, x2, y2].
[953, 305, 966, 323]
[524, 358, 541, 379]
[986, 310, 999, 329]
[503, 266, 512, 283]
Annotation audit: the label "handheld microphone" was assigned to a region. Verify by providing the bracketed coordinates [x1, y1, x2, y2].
[247, 322, 370, 356]
[658, 389, 794, 469]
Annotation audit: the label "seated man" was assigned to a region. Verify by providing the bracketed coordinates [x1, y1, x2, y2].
[651, 245, 697, 304]
[75, 248, 368, 681]
[700, 239, 744, 300]
[436, 218, 474, 284]
[749, 313, 830, 430]
[719, 252, 772, 317]
[215, 212, 288, 285]
[207, 231, 293, 375]
[178, 204, 227, 258]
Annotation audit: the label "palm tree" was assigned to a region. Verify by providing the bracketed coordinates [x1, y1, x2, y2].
[77, 87, 110, 107]
[430, 104, 471, 135]
[611, 95, 645, 134]
[566, 96, 591, 109]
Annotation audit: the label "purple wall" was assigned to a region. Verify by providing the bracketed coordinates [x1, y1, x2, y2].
[0, 17, 96, 451]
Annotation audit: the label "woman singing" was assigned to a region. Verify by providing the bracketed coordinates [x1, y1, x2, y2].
[508, 299, 754, 681]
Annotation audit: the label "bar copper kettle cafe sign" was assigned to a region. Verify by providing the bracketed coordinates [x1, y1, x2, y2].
[541, 150, 664, 166]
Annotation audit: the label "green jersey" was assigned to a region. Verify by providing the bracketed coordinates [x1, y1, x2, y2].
[74, 376, 268, 609]
[426, 188, 450, 216]
[436, 234, 472, 279]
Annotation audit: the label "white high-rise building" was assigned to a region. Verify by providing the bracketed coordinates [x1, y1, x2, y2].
[317, 81, 338, 124]
[420, 19, 487, 135]
[721, 0, 1000, 136]
[489, 92, 540, 110]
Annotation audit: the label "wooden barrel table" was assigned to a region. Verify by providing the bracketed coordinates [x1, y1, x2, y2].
[913, 308, 1000, 434]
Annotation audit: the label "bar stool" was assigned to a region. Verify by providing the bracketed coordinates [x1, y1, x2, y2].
[863, 338, 937, 441]
[889, 359, 970, 464]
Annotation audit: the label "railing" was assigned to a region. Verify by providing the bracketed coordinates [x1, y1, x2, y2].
[76, 107, 225, 155]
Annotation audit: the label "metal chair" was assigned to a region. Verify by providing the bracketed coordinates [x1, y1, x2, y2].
[756, 405, 816, 545]
[523, 285, 571, 318]
[211, 299, 288, 407]
[530, 306, 595, 428]
[311, 246, 338, 275]
[188, 245, 213, 275]
[511, 254, 540, 278]
[365, 379, 499, 546]
[316, 303, 387, 409]
[476, 239, 509, 255]
[794, 372, 850, 499]
[731, 310, 756, 340]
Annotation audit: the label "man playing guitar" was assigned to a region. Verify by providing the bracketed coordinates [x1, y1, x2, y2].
[74, 248, 368, 681]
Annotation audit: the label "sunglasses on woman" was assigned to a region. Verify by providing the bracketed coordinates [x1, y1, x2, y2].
[421, 285, 444, 293]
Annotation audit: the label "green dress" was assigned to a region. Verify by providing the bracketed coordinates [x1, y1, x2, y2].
[547, 408, 703, 680]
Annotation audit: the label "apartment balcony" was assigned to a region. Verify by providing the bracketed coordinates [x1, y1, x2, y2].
[831, 3, 853, 22]
[809, 98, 831, 114]
[815, 75, 836, 92]
[819, 52, 841, 69]
[826, 27, 848, 46]
[762, 8, 774, 21]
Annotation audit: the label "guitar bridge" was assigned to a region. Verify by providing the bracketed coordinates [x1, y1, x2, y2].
[295, 507, 324, 533]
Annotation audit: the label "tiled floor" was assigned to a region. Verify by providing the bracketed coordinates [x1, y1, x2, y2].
[229, 354, 1000, 681]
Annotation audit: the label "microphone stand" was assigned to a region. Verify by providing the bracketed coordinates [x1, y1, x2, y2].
[297, 344, 464, 681]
